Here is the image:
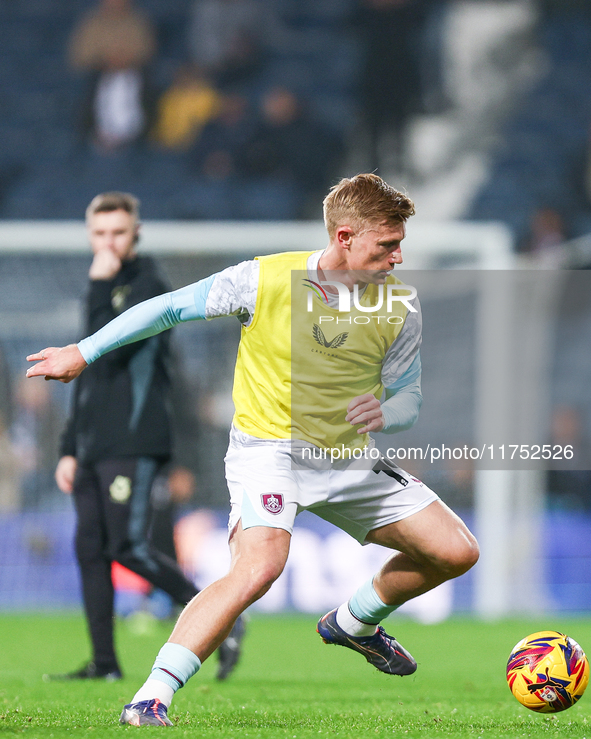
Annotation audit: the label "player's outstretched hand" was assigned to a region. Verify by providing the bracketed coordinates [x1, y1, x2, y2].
[26, 344, 87, 383]
[346, 393, 385, 434]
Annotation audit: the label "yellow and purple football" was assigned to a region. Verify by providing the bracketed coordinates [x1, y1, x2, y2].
[507, 630, 589, 712]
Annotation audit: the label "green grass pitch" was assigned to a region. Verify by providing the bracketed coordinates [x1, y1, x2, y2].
[0, 613, 590, 737]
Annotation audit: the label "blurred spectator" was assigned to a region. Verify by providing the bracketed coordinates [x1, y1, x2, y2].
[68, 0, 156, 73]
[242, 88, 344, 205]
[68, 0, 158, 150]
[354, 0, 429, 173]
[84, 64, 157, 151]
[190, 94, 255, 179]
[11, 377, 62, 510]
[551, 406, 584, 452]
[522, 207, 568, 267]
[153, 65, 222, 150]
[188, 0, 265, 89]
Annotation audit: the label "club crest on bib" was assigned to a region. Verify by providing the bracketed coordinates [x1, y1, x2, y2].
[261, 493, 284, 515]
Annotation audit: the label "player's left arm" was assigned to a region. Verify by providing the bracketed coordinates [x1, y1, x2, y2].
[379, 292, 423, 433]
[380, 357, 423, 433]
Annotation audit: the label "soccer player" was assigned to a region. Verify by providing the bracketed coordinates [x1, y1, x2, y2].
[27, 174, 479, 727]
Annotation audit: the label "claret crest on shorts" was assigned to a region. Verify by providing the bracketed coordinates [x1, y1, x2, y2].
[261, 493, 284, 514]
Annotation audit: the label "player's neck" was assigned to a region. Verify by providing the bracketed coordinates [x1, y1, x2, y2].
[317, 248, 363, 291]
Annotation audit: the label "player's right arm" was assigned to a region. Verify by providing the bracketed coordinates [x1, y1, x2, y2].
[26, 262, 259, 382]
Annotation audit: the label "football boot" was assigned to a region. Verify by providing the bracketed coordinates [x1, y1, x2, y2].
[317, 608, 417, 676]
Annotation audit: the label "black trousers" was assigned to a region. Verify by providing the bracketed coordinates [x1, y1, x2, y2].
[72, 457, 198, 671]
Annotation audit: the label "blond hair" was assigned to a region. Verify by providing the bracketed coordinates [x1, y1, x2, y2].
[85, 191, 140, 224]
[323, 174, 415, 239]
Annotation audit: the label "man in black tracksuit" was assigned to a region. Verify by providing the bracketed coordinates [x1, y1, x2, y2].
[54, 192, 243, 681]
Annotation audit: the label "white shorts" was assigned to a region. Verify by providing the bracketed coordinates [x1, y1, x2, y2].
[225, 426, 439, 544]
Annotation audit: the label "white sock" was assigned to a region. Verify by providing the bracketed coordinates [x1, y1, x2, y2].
[132, 678, 175, 708]
[335, 602, 378, 637]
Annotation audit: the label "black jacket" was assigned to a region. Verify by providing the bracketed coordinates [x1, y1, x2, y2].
[60, 255, 172, 464]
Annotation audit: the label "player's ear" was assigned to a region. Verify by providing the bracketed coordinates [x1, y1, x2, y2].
[133, 223, 141, 245]
[336, 226, 354, 248]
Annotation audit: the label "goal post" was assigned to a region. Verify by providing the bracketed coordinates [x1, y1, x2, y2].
[0, 218, 514, 264]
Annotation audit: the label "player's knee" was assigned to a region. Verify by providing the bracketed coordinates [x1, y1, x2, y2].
[238, 558, 285, 602]
[252, 560, 284, 594]
[439, 534, 479, 579]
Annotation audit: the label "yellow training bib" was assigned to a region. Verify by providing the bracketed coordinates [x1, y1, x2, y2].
[232, 251, 409, 449]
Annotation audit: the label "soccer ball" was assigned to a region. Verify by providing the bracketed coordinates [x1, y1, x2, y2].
[507, 630, 589, 712]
